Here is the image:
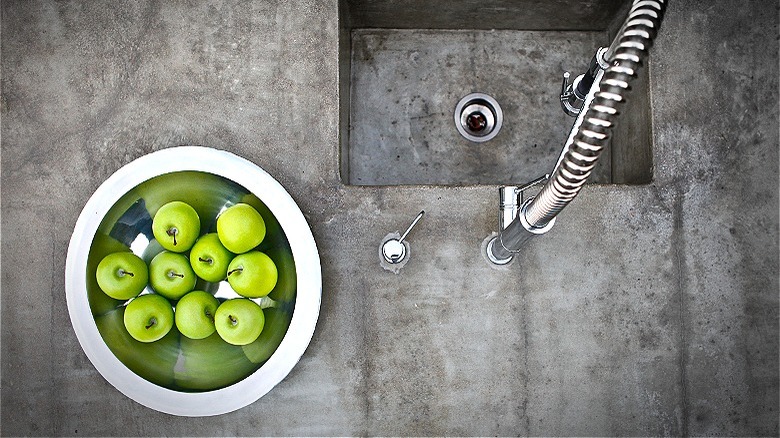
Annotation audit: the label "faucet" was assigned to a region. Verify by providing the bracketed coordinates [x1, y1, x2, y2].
[560, 47, 610, 117]
[485, 0, 667, 266]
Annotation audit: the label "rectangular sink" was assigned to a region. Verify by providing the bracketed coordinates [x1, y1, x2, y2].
[339, 0, 653, 186]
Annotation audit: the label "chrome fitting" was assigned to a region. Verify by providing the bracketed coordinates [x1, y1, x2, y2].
[517, 197, 556, 235]
[486, 175, 553, 265]
[560, 47, 609, 117]
[498, 186, 520, 231]
[560, 71, 585, 117]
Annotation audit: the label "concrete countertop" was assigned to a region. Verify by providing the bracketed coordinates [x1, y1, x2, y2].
[2, 0, 777, 435]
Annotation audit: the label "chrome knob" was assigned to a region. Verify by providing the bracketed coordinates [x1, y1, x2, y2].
[560, 71, 585, 117]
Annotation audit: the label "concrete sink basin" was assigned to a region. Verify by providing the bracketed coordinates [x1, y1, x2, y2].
[339, 0, 653, 186]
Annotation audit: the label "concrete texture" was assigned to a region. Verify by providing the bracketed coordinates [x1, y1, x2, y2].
[2, 0, 778, 436]
[342, 0, 627, 31]
[346, 29, 615, 185]
[342, 2, 653, 186]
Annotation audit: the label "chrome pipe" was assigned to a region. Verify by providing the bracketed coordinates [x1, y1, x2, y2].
[486, 0, 666, 265]
[487, 67, 603, 264]
[526, 0, 665, 228]
[488, 197, 556, 265]
[605, 0, 663, 62]
[498, 186, 520, 231]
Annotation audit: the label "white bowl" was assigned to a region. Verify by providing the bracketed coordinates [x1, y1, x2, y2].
[65, 146, 321, 416]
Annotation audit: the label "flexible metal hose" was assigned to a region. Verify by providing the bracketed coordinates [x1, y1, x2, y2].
[524, 0, 667, 227]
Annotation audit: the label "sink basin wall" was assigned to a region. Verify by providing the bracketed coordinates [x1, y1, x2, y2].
[342, 0, 629, 31]
[339, 0, 652, 186]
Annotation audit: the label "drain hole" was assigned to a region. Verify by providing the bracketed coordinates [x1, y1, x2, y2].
[455, 93, 503, 143]
[461, 103, 495, 135]
[466, 112, 488, 132]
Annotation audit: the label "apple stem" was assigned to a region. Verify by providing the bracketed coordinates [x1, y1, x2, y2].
[205, 310, 214, 322]
[167, 271, 185, 279]
[229, 315, 238, 326]
[167, 227, 178, 246]
[117, 269, 134, 278]
[199, 257, 213, 265]
[146, 317, 157, 329]
[227, 267, 243, 276]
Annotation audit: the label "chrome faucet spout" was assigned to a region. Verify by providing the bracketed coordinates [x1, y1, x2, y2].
[486, 0, 667, 266]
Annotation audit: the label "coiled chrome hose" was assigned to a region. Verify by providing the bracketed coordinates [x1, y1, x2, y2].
[524, 0, 667, 227]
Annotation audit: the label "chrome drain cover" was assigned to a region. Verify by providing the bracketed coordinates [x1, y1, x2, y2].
[454, 93, 503, 143]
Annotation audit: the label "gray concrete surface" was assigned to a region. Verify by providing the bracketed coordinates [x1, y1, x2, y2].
[346, 29, 616, 185]
[2, 0, 778, 436]
[343, 10, 652, 186]
[342, 0, 627, 31]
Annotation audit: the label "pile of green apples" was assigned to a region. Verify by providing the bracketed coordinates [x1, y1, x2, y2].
[96, 201, 278, 346]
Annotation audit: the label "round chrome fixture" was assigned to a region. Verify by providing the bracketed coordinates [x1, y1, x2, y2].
[382, 239, 407, 264]
[454, 93, 503, 143]
[380, 210, 424, 266]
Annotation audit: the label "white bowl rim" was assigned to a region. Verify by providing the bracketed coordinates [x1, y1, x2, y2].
[65, 146, 322, 416]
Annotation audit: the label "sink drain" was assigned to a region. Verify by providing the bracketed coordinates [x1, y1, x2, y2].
[454, 93, 503, 143]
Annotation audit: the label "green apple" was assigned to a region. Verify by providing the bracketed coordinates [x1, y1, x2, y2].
[123, 294, 174, 343]
[95, 307, 180, 387]
[226, 251, 278, 298]
[175, 291, 220, 340]
[189, 233, 234, 283]
[241, 307, 290, 364]
[216, 203, 266, 254]
[175, 332, 258, 391]
[214, 299, 265, 346]
[236, 194, 282, 251]
[149, 251, 197, 300]
[87, 234, 133, 316]
[152, 201, 200, 252]
[96, 252, 149, 300]
[137, 171, 227, 232]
